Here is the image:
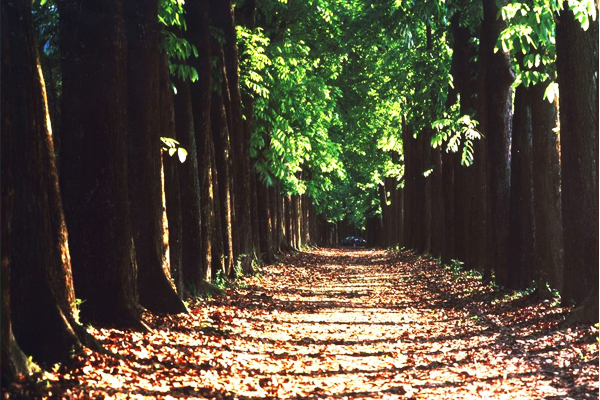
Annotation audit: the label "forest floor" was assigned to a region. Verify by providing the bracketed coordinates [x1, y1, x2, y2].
[5, 248, 599, 399]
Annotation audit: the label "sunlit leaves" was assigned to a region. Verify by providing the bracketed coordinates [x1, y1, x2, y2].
[160, 137, 188, 163]
[497, 0, 559, 99]
[567, 0, 598, 30]
[431, 101, 481, 166]
[159, 0, 199, 82]
[159, 0, 186, 29]
[249, 2, 346, 202]
[237, 26, 271, 99]
[544, 81, 559, 102]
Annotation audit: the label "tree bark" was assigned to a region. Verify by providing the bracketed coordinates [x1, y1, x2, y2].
[530, 82, 563, 292]
[441, 149, 455, 264]
[160, 53, 184, 298]
[123, 0, 186, 314]
[556, 3, 599, 314]
[1, 0, 39, 379]
[257, 178, 273, 263]
[481, 0, 514, 285]
[210, 53, 236, 278]
[58, 0, 145, 329]
[210, 146, 228, 281]
[431, 146, 445, 259]
[250, 169, 261, 259]
[450, 14, 477, 264]
[270, 184, 282, 254]
[173, 74, 205, 288]
[184, 0, 217, 286]
[507, 85, 536, 289]
[420, 130, 432, 254]
[414, 133, 426, 253]
[216, 0, 255, 273]
[3, 0, 110, 364]
[401, 119, 415, 250]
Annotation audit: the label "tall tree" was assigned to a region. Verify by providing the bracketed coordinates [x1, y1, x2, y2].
[210, 32, 236, 278]
[172, 74, 205, 288]
[507, 84, 536, 289]
[555, 2, 598, 320]
[1, 0, 37, 381]
[484, 0, 514, 285]
[217, 0, 255, 273]
[123, 0, 186, 314]
[530, 80, 563, 292]
[160, 53, 185, 297]
[2, 0, 102, 364]
[58, 0, 146, 329]
[184, 0, 217, 288]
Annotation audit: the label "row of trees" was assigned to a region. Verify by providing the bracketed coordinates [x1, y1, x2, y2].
[1, 0, 330, 384]
[1, 0, 597, 387]
[371, 0, 598, 323]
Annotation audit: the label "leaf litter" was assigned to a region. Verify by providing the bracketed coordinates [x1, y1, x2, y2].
[4, 248, 598, 399]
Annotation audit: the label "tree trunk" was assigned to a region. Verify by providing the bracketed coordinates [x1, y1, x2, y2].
[441, 149, 455, 264]
[421, 131, 432, 254]
[173, 74, 205, 287]
[292, 195, 300, 248]
[413, 134, 425, 253]
[1, 160, 32, 384]
[507, 85, 536, 289]
[216, 0, 255, 273]
[401, 118, 413, 249]
[1, 0, 39, 378]
[257, 178, 273, 263]
[160, 53, 184, 298]
[481, 0, 514, 285]
[284, 196, 292, 249]
[450, 14, 477, 264]
[210, 148, 226, 281]
[210, 59, 236, 278]
[184, 0, 217, 286]
[530, 82, 563, 292]
[123, 0, 186, 314]
[271, 184, 282, 254]
[4, 0, 108, 363]
[250, 168, 261, 259]
[431, 146, 445, 259]
[556, 3, 599, 314]
[380, 185, 390, 247]
[58, 0, 145, 329]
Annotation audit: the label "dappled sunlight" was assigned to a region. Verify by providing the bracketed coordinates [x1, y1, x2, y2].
[9, 248, 598, 399]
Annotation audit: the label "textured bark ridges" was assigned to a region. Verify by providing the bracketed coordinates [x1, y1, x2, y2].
[124, 0, 186, 315]
[555, 4, 598, 319]
[58, 0, 145, 329]
[1, 0, 100, 366]
[160, 51, 185, 298]
[1, 0, 37, 381]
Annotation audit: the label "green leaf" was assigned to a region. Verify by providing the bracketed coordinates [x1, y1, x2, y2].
[543, 81, 559, 103]
[177, 148, 188, 163]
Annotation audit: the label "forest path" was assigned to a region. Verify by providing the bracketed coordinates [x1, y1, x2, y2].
[10, 248, 597, 399]
[202, 248, 596, 399]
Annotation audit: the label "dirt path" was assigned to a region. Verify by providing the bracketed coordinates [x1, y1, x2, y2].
[6, 248, 598, 399]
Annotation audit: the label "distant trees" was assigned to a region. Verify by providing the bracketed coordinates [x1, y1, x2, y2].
[1, 0, 597, 388]
[381, 0, 598, 323]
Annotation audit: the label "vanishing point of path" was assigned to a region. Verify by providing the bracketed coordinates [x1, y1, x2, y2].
[8, 248, 598, 399]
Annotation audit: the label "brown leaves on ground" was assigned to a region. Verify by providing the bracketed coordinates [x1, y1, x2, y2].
[4, 249, 598, 399]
